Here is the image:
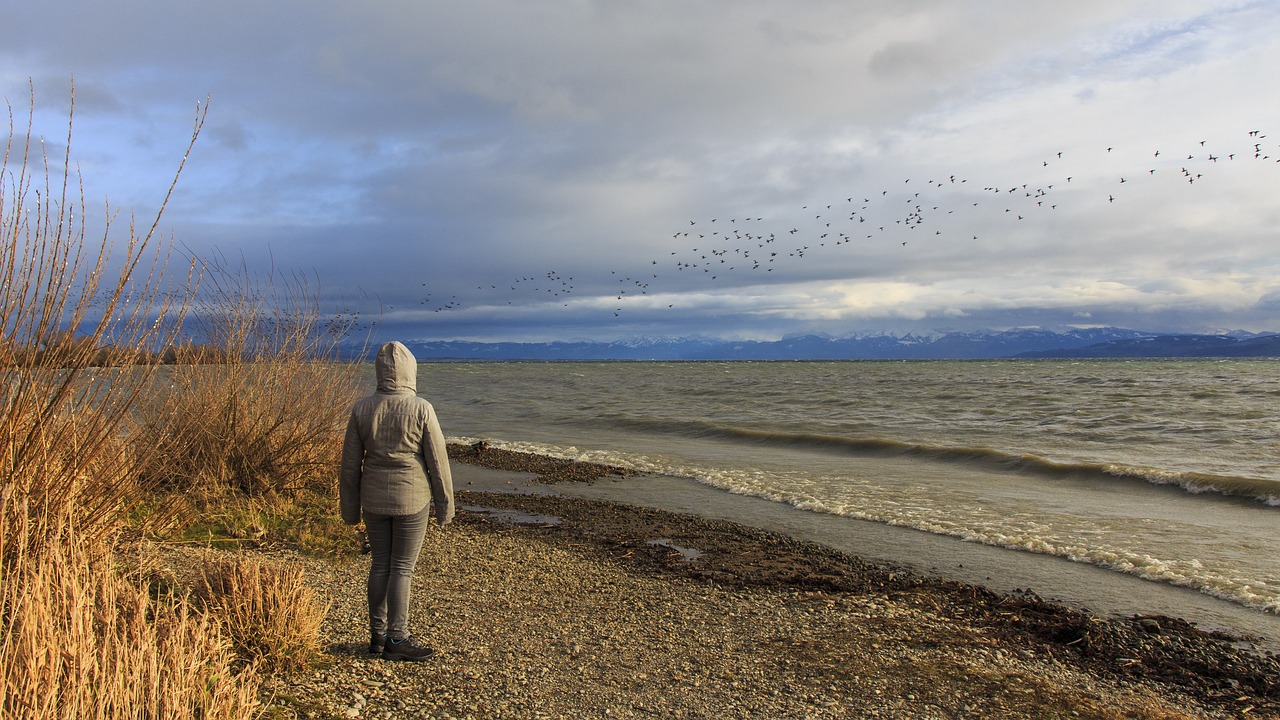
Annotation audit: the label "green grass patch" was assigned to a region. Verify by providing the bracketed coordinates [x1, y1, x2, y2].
[137, 487, 363, 558]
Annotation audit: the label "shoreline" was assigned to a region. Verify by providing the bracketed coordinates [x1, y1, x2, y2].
[228, 517, 1240, 719]
[448, 442, 1280, 648]
[147, 442, 1280, 718]
[439, 442, 1278, 717]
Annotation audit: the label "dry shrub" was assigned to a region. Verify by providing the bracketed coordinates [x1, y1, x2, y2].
[132, 259, 363, 497]
[193, 554, 330, 674]
[0, 524, 262, 719]
[1, 83, 199, 557]
[135, 361, 358, 496]
[0, 402, 150, 558]
[2, 85, 263, 719]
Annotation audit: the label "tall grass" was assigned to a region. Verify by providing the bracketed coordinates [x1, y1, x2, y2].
[0, 521, 262, 719]
[1, 84, 198, 553]
[194, 555, 330, 674]
[1, 85, 269, 719]
[132, 255, 363, 498]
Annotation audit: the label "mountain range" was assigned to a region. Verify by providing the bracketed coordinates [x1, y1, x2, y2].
[397, 328, 1280, 361]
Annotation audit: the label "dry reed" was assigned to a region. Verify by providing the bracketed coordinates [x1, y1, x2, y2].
[1, 84, 264, 719]
[1, 82, 200, 553]
[0, 523, 262, 719]
[132, 256, 362, 497]
[193, 554, 331, 674]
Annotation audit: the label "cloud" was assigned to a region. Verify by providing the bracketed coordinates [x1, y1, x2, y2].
[3, 0, 1278, 342]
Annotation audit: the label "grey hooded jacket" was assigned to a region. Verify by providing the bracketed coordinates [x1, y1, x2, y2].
[339, 341, 454, 526]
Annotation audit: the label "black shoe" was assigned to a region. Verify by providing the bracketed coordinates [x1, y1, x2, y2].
[369, 632, 387, 654]
[381, 635, 435, 662]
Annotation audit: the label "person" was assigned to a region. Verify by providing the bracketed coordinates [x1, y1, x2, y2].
[340, 340, 454, 661]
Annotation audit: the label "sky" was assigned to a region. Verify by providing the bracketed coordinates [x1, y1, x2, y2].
[4, 1, 1279, 343]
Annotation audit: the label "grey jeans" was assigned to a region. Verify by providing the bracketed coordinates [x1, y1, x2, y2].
[364, 504, 431, 640]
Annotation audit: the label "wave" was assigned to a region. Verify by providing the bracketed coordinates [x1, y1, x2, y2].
[450, 434, 1279, 614]
[760, 489, 1280, 615]
[589, 415, 1280, 506]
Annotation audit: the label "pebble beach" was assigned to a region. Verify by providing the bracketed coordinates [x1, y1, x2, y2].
[166, 446, 1278, 719]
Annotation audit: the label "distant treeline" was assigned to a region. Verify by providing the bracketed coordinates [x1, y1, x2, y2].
[2, 334, 236, 367]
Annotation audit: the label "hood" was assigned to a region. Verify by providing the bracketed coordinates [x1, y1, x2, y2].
[374, 341, 418, 394]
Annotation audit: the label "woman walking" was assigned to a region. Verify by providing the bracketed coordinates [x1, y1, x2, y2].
[340, 340, 454, 661]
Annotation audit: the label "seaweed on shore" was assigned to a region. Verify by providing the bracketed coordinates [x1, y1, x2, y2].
[447, 442, 636, 484]
[454, 486, 1279, 716]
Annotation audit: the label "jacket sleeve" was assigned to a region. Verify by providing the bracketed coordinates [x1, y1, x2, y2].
[423, 404, 455, 526]
[338, 410, 365, 525]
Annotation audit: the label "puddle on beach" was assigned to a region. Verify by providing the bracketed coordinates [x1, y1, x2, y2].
[461, 505, 562, 527]
[460, 504, 703, 561]
[646, 538, 704, 561]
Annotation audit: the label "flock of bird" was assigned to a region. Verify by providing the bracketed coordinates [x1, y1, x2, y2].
[411, 129, 1276, 318]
